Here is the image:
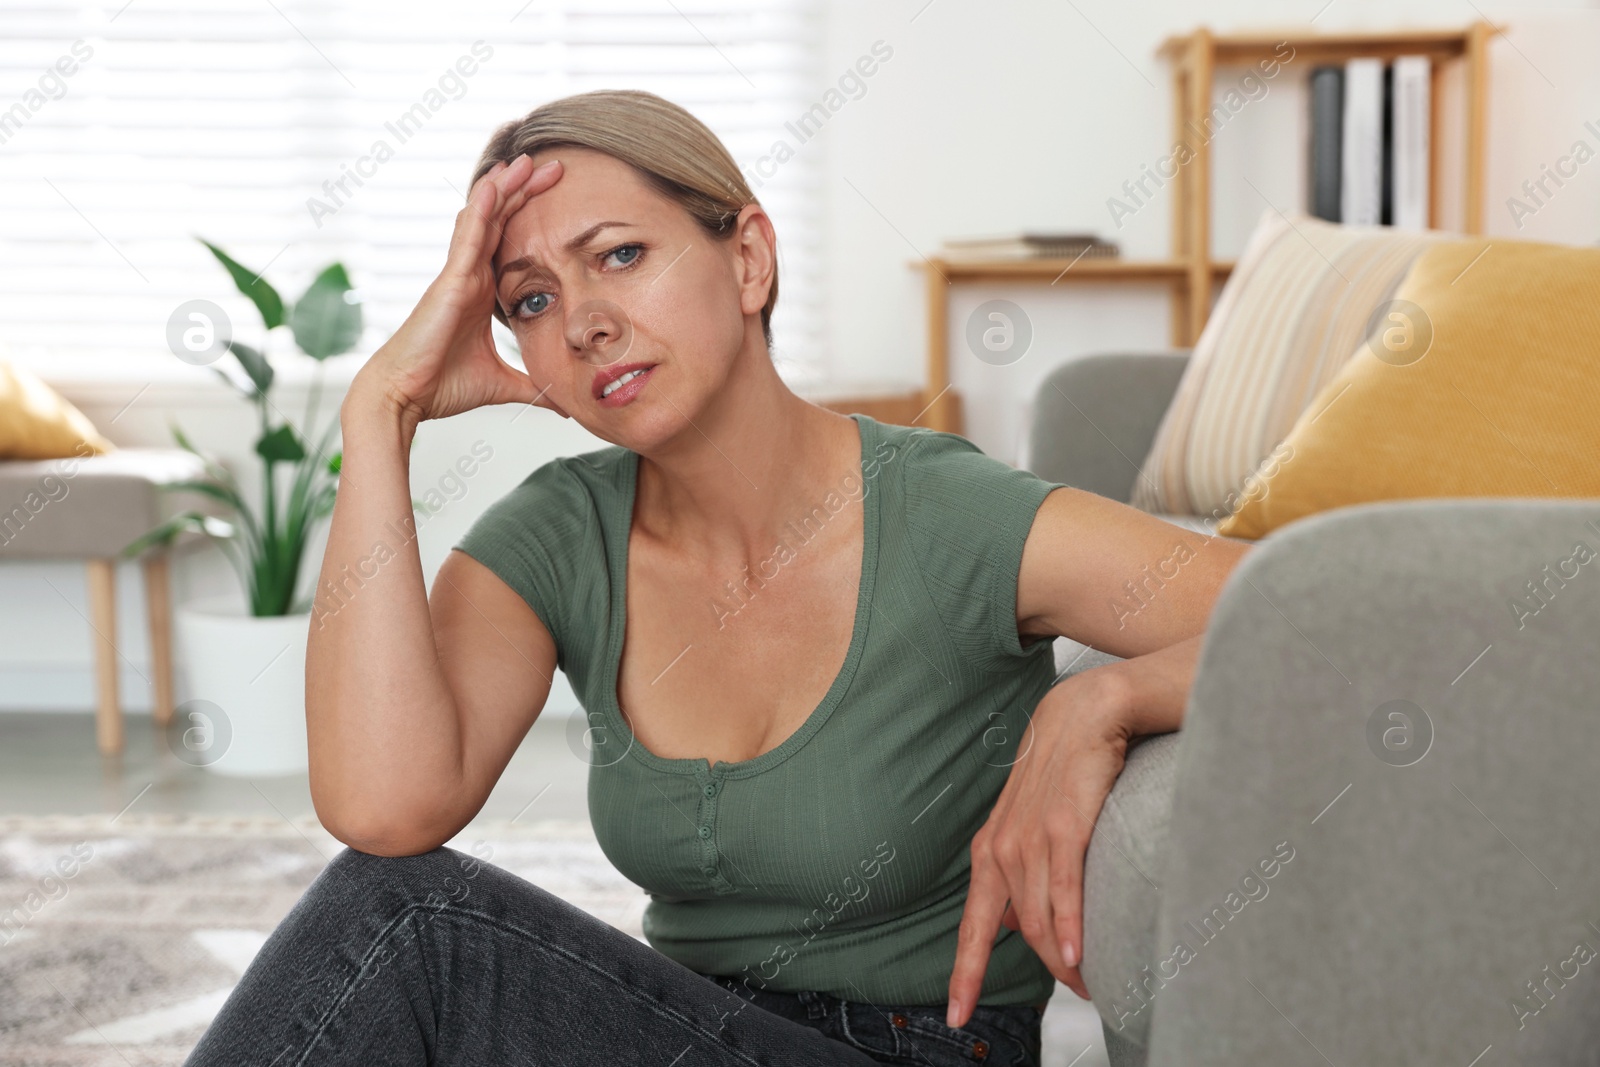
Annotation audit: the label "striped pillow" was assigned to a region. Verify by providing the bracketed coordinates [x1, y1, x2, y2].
[1131, 211, 1447, 518]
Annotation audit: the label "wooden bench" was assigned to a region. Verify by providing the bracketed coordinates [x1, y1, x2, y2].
[0, 448, 209, 754]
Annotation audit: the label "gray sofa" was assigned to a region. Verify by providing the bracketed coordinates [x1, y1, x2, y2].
[1031, 353, 1600, 1066]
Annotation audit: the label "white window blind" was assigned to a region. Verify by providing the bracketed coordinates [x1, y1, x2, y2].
[0, 0, 826, 387]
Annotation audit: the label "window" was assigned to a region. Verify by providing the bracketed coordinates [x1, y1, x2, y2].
[0, 0, 825, 387]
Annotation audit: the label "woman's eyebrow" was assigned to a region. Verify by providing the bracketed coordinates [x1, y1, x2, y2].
[497, 221, 637, 280]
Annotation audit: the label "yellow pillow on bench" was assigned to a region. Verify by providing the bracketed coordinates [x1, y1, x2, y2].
[0, 360, 116, 460]
[1218, 237, 1600, 540]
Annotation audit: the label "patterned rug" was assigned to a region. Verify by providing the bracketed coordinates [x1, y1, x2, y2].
[0, 813, 646, 1066]
[0, 814, 1105, 1066]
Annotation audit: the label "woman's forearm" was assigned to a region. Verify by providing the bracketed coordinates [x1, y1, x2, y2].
[305, 381, 463, 843]
[1091, 634, 1202, 738]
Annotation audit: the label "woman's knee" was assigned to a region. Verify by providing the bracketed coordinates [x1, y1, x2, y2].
[296, 841, 629, 981]
[313, 845, 486, 915]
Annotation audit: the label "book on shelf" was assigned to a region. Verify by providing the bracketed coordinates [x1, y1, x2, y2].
[1309, 55, 1430, 229]
[941, 233, 1120, 259]
[1391, 56, 1431, 230]
[1381, 63, 1395, 224]
[1341, 58, 1385, 226]
[1308, 66, 1344, 222]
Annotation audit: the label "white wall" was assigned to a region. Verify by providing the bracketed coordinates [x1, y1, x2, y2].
[817, 0, 1600, 459]
[5, 0, 1599, 713]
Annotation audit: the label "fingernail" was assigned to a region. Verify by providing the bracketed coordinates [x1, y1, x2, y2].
[1061, 939, 1078, 967]
[946, 999, 961, 1028]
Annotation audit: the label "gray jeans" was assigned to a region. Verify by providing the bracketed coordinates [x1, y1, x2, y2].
[183, 845, 1044, 1066]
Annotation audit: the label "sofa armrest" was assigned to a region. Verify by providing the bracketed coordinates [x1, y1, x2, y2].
[1145, 498, 1600, 1066]
[1023, 351, 1188, 503]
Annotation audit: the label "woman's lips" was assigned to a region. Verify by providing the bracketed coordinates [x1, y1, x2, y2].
[593, 363, 657, 407]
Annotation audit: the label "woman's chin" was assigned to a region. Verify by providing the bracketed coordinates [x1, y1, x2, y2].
[580, 403, 695, 456]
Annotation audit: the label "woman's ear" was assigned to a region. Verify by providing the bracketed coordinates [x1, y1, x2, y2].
[731, 203, 776, 323]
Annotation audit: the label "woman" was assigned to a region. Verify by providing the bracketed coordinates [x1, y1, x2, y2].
[185, 90, 1248, 1066]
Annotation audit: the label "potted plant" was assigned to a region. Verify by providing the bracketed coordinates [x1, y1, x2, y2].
[123, 240, 362, 776]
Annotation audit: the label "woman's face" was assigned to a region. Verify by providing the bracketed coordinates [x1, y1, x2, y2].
[492, 146, 769, 451]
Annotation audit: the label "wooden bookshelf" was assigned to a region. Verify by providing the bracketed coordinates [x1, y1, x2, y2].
[813, 389, 929, 427]
[909, 22, 1495, 436]
[934, 258, 1238, 283]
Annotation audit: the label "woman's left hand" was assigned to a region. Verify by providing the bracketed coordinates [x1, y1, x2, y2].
[945, 668, 1134, 1025]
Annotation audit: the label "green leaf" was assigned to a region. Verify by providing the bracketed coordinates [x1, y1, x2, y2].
[226, 340, 274, 398]
[290, 263, 363, 360]
[165, 477, 262, 557]
[311, 483, 338, 519]
[200, 239, 285, 329]
[328, 451, 341, 475]
[119, 510, 233, 558]
[170, 420, 200, 454]
[283, 417, 340, 535]
[120, 512, 197, 558]
[256, 423, 307, 463]
[168, 419, 243, 493]
[168, 477, 244, 513]
[209, 365, 254, 400]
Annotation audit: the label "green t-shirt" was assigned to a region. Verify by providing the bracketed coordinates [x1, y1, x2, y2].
[453, 414, 1066, 1007]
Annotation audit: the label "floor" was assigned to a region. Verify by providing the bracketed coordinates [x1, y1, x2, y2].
[0, 711, 1111, 1066]
[0, 710, 587, 824]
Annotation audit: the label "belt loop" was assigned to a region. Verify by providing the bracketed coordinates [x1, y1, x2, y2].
[797, 989, 827, 1020]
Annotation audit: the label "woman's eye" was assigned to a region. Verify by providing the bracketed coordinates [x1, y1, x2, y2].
[603, 244, 642, 269]
[516, 291, 552, 317]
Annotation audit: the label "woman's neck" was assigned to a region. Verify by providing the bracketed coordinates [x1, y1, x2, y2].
[631, 344, 860, 563]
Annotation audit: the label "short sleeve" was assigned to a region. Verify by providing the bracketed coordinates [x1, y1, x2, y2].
[451, 459, 593, 667]
[900, 429, 1066, 672]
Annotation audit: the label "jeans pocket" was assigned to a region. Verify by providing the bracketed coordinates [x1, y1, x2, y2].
[836, 1002, 1037, 1066]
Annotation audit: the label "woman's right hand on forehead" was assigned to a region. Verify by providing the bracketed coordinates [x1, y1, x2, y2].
[348, 154, 566, 434]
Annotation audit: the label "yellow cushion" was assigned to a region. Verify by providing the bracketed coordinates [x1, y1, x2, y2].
[1218, 237, 1600, 540]
[0, 360, 116, 460]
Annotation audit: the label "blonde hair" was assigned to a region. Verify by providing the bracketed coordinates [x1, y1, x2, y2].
[470, 90, 775, 344]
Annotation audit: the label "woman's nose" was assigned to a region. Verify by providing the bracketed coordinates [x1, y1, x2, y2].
[563, 298, 633, 366]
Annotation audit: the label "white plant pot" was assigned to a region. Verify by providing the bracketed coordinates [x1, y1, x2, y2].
[174, 594, 311, 777]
